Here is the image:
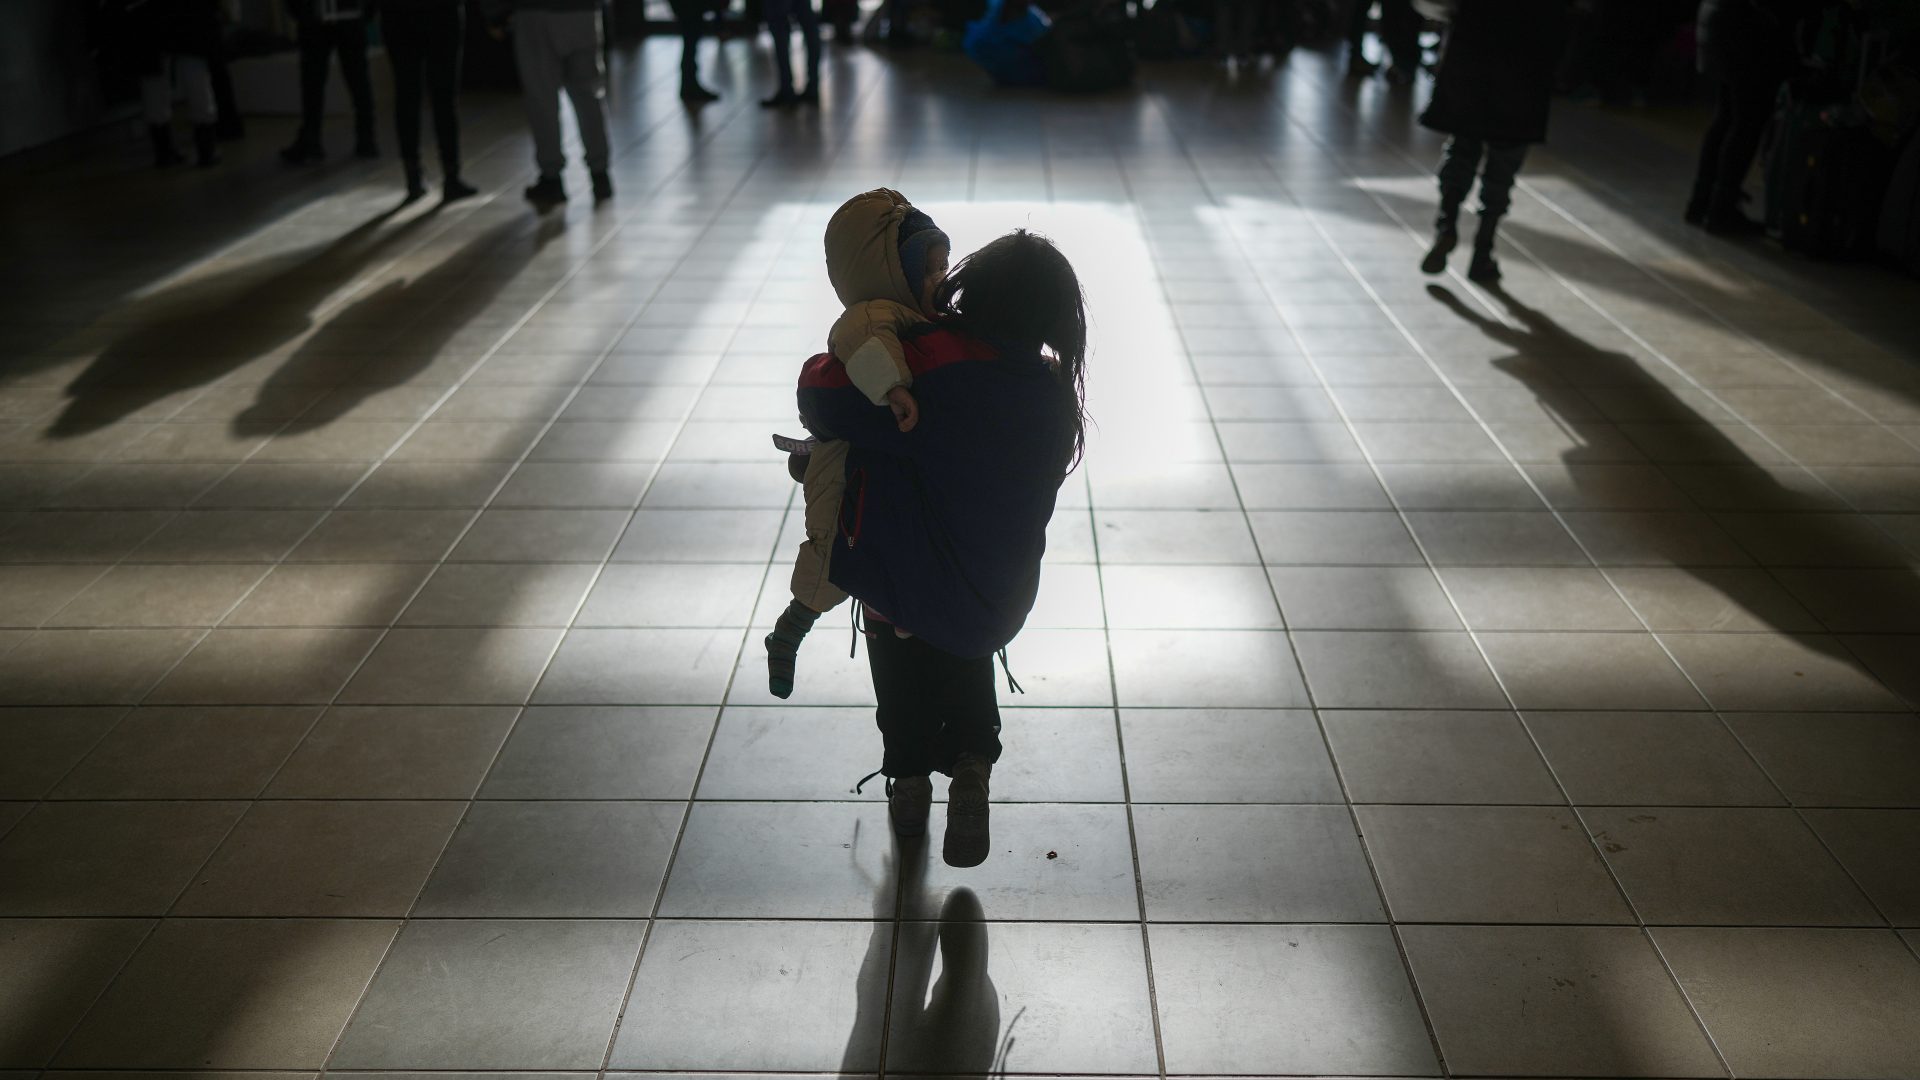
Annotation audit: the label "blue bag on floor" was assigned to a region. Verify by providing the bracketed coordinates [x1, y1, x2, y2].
[964, 0, 1051, 87]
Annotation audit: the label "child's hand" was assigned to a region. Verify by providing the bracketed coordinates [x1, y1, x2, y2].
[886, 386, 919, 432]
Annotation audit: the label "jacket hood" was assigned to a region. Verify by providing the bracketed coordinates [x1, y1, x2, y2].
[824, 188, 924, 313]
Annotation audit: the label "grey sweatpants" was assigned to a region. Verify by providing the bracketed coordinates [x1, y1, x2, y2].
[511, 8, 610, 175]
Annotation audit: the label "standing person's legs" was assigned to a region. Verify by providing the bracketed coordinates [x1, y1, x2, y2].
[387, 11, 429, 190]
[334, 18, 379, 154]
[762, 0, 798, 99]
[791, 0, 821, 96]
[289, 21, 330, 153]
[175, 53, 220, 165]
[668, 0, 714, 98]
[1688, 78, 1736, 221]
[1378, 0, 1418, 82]
[512, 10, 568, 184]
[424, 4, 467, 188]
[1422, 134, 1483, 273]
[140, 56, 184, 167]
[555, 10, 612, 192]
[867, 626, 945, 781]
[1707, 65, 1780, 229]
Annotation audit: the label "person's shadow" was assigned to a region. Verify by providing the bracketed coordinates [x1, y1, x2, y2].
[47, 210, 437, 438]
[237, 212, 566, 437]
[1428, 281, 1916, 686]
[838, 832, 1009, 1074]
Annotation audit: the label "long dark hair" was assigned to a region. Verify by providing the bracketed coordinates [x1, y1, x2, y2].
[934, 229, 1090, 476]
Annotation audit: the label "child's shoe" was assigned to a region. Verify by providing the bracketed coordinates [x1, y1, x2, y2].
[943, 753, 992, 868]
[888, 775, 932, 838]
[764, 599, 820, 699]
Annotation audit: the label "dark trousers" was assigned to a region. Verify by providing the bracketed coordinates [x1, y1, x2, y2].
[762, 0, 821, 93]
[1437, 135, 1529, 241]
[1690, 67, 1782, 217]
[1347, 0, 1369, 53]
[866, 623, 1003, 779]
[668, 0, 705, 83]
[295, 18, 376, 146]
[386, 5, 464, 180]
[1378, 0, 1420, 72]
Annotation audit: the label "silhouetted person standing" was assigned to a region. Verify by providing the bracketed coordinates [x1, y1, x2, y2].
[373, 0, 477, 201]
[669, 0, 719, 103]
[282, 0, 379, 163]
[760, 0, 822, 107]
[487, 0, 613, 204]
[1417, 0, 1568, 283]
[123, 0, 226, 167]
[1686, 0, 1813, 234]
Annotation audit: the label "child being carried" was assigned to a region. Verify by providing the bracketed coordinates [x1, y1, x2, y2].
[766, 188, 950, 698]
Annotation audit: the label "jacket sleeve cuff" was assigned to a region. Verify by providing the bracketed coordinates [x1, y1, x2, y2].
[845, 338, 908, 406]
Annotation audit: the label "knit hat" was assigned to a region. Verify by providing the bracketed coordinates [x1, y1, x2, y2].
[896, 208, 950, 308]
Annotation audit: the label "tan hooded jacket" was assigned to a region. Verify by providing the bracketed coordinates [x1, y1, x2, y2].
[824, 188, 935, 406]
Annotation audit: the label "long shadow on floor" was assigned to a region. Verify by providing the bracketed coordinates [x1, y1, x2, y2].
[1429, 281, 1916, 701]
[47, 209, 436, 438]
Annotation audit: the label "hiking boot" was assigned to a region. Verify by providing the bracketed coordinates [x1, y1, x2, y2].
[944, 753, 992, 868]
[1420, 226, 1456, 275]
[524, 174, 566, 205]
[888, 775, 932, 838]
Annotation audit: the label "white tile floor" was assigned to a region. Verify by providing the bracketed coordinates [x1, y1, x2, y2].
[2, 32, 1920, 1079]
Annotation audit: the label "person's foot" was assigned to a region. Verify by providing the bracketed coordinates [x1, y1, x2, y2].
[1421, 227, 1457, 275]
[279, 140, 323, 165]
[442, 177, 479, 202]
[524, 174, 566, 204]
[591, 170, 614, 202]
[354, 138, 380, 159]
[944, 753, 992, 868]
[1346, 56, 1377, 79]
[764, 599, 820, 699]
[1683, 197, 1709, 227]
[888, 775, 932, 838]
[796, 83, 820, 105]
[1467, 249, 1502, 284]
[760, 88, 800, 108]
[680, 81, 719, 103]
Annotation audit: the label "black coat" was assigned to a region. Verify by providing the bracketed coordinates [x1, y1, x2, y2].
[1696, 0, 1814, 78]
[1419, 0, 1570, 145]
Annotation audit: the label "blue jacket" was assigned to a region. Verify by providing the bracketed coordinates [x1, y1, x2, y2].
[797, 323, 1076, 660]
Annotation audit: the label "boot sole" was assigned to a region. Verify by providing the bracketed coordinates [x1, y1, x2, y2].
[942, 806, 989, 867]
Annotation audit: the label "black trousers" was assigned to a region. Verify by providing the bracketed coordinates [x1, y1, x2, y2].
[866, 622, 1003, 779]
[1438, 135, 1529, 233]
[1377, 0, 1420, 73]
[296, 18, 376, 145]
[1690, 66, 1783, 216]
[386, 5, 464, 178]
[667, 0, 705, 83]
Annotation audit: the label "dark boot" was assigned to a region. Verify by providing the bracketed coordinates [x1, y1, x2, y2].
[524, 173, 567, 204]
[680, 79, 719, 103]
[1467, 214, 1502, 285]
[403, 162, 428, 203]
[591, 170, 614, 202]
[150, 124, 184, 168]
[442, 176, 479, 202]
[1703, 185, 1763, 236]
[1421, 202, 1460, 275]
[191, 124, 220, 167]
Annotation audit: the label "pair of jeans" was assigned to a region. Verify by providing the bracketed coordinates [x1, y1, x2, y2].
[510, 8, 611, 175]
[762, 0, 821, 94]
[384, 4, 464, 181]
[295, 18, 376, 146]
[1437, 135, 1529, 238]
[866, 617, 1003, 779]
